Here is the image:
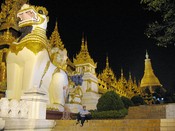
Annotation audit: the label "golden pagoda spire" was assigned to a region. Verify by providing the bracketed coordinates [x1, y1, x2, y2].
[73, 34, 96, 67]
[118, 68, 127, 86]
[85, 36, 88, 51]
[127, 72, 133, 90]
[121, 68, 124, 77]
[49, 21, 64, 50]
[106, 56, 109, 68]
[140, 51, 162, 87]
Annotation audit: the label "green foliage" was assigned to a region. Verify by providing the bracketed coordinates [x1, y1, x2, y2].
[140, 0, 167, 12]
[90, 108, 128, 119]
[140, 0, 175, 47]
[97, 91, 125, 111]
[131, 95, 145, 105]
[121, 96, 134, 109]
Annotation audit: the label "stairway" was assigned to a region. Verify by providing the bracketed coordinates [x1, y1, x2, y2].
[52, 119, 175, 131]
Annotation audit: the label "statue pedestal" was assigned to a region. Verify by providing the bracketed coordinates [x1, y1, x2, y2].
[4, 118, 55, 131]
[65, 103, 82, 113]
[0, 118, 5, 130]
[20, 88, 48, 119]
[82, 92, 101, 110]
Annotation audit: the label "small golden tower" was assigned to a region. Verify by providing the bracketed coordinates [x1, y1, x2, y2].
[140, 51, 162, 94]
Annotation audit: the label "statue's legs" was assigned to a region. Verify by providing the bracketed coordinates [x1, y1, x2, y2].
[6, 62, 23, 99]
[48, 70, 68, 111]
[6, 48, 50, 99]
[22, 49, 50, 91]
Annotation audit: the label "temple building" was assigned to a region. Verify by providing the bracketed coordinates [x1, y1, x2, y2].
[70, 35, 100, 110]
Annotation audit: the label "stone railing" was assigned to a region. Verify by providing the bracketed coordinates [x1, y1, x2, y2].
[0, 98, 28, 118]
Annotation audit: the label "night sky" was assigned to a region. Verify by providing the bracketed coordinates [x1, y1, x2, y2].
[1, 0, 175, 92]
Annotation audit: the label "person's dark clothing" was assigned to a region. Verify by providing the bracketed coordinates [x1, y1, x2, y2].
[76, 110, 91, 126]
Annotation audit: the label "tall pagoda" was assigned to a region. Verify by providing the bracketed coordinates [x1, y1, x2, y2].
[140, 51, 162, 94]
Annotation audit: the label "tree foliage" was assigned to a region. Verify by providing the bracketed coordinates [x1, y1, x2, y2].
[97, 91, 125, 111]
[140, 0, 175, 47]
[131, 95, 145, 105]
[121, 96, 134, 109]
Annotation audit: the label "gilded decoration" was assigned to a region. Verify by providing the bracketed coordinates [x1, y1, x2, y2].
[10, 27, 48, 55]
[73, 36, 96, 67]
[0, 0, 27, 30]
[49, 21, 64, 50]
[0, 29, 15, 45]
[98, 57, 140, 98]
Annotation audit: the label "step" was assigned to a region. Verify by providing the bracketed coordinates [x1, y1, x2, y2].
[52, 119, 175, 131]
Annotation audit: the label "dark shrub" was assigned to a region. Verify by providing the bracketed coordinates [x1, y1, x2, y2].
[121, 96, 134, 108]
[97, 91, 125, 111]
[131, 95, 145, 105]
[90, 108, 128, 119]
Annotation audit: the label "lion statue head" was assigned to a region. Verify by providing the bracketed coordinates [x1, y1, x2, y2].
[17, 4, 49, 30]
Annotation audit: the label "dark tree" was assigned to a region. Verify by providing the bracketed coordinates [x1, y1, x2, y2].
[140, 0, 175, 47]
[97, 91, 125, 111]
[121, 96, 134, 109]
[131, 95, 145, 105]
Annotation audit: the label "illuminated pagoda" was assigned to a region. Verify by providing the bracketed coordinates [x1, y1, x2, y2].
[140, 50, 164, 103]
[140, 51, 162, 90]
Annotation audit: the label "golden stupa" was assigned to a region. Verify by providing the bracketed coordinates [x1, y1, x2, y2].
[140, 51, 162, 92]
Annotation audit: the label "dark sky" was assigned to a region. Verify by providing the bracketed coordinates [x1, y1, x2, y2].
[1, 0, 175, 92]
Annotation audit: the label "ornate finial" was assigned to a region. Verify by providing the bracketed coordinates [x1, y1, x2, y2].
[121, 68, 123, 77]
[134, 77, 137, 83]
[129, 72, 132, 79]
[85, 36, 88, 50]
[146, 50, 149, 59]
[81, 32, 85, 48]
[106, 56, 109, 68]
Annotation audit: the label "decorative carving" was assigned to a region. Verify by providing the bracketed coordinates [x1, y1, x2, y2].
[0, 98, 28, 118]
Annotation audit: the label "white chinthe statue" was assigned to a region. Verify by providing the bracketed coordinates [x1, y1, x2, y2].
[6, 4, 68, 112]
